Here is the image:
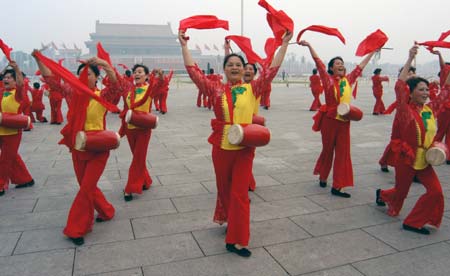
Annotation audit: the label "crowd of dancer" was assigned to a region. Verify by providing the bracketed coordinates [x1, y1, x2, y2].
[1, 0, 449, 259]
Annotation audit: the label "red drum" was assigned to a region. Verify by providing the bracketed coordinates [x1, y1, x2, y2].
[125, 110, 158, 129]
[252, 115, 266, 126]
[228, 124, 271, 147]
[74, 130, 120, 152]
[337, 103, 363, 121]
[0, 112, 31, 129]
[426, 141, 449, 166]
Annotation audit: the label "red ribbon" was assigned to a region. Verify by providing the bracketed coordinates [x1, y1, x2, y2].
[355, 29, 388, 57]
[225, 35, 263, 64]
[0, 39, 13, 62]
[96, 42, 113, 66]
[418, 40, 450, 49]
[179, 15, 229, 31]
[258, 0, 294, 43]
[438, 30, 450, 41]
[296, 25, 346, 45]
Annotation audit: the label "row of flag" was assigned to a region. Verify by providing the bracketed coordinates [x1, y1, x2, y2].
[40, 42, 81, 51]
[194, 43, 222, 52]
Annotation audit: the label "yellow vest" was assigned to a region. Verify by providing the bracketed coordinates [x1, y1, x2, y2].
[413, 105, 437, 170]
[126, 84, 152, 129]
[84, 90, 106, 131]
[221, 83, 257, 150]
[0, 89, 21, 135]
[334, 77, 352, 121]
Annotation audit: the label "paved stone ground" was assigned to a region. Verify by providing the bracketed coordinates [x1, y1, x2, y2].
[1, 82, 449, 276]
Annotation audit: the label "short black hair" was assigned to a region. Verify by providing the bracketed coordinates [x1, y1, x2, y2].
[245, 63, 258, 74]
[132, 64, 149, 75]
[209, 68, 215, 74]
[2, 69, 16, 81]
[223, 53, 245, 69]
[373, 68, 382, 75]
[327, 56, 344, 75]
[406, 77, 429, 93]
[125, 69, 132, 77]
[77, 63, 100, 77]
[33, 82, 40, 89]
[312, 68, 317, 75]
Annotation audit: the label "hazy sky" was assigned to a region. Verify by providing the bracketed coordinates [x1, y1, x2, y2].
[3, 0, 450, 64]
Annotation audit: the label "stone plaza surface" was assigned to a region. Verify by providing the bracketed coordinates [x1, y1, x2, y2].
[1, 81, 449, 276]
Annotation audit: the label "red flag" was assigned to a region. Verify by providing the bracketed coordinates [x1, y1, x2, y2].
[179, 15, 229, 31]
[225, 35, 263, 64]
[96, 42, 112, 66]
[418, 41, 450, 49]
[213, 44, 219, 51]
[204, 44, 211, 51]
[0, 39, 13, 62]
[51, 41, 58, 50]
[355, 29, 388, 56]
[258, 0, 294, 42]
[58, 58, 65, 65]
[438, 30, 450, 41]
[195, 44, 202, 52]
[296, 25, 346, 44]
[35, 70, 41, 76]
[62, 43, 67, 49]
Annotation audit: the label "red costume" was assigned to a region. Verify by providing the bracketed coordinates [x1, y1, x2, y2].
[379, 79, 448, 229]
[371, 74, 389, 114]
[44, 73, 123, 239]
[21, 78, 33, 130]
[186, 63, 278, 247]
[29, 87, 47, 122]
[312, 57, 363, 189]
[153, 71, 173, 113]
[119, 77, 165, 195]
[48, 84, 64, 124]
[309, 74, 323, 111]
[0, 84, 34, 192]
[435, 64, 450, 163]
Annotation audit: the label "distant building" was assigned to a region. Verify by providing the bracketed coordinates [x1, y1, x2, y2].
[84, 20, 219, 72]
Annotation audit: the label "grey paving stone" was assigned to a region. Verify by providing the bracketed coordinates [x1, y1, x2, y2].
[192, 218, 311, 255]
[266, 229, 396, 275]
[255, 181, 328, 201]
[0, 232, 21, 257]
[89, 268, 142, 276]
[0, 210, 67, 233]
[142, 248, 288, 276]
[132, 210, 217, 238]
[301, 265, 364, 276]
[306, 187, 384, 210]
[251, 197, 325, 222]
[0, 249, 74, 276]
[353, 242, 450, 276]
[0, 198, 37, 216]
[158, 172, 215, 186]
[270, 171, 315, 185]
[363, 218, 450, 251]
[15, 219, 134, 254]
[113, 198, 177, 220]
[74, 233, 203, 275]
[291, 205, 397, 236]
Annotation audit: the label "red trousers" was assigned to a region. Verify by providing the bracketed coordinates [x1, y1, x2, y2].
[249, 148, 256, 191]
[379, 114, 401, 167]
[261, 89, 272, 108]
[49, 98, 63, 123]
[63, 150, 115, 238]
[22, 103, 34, 129]
[160, 91, 168, 113]
[313, 116, 353, 188]
[0, 132, 33, 190]
[212, 146, 253, 246]
[124, 128, 152, 194]
[373, 91, 386, 114]
[380, 164, 444, 228]
[30, 109, 46, 122]
[309, 94, 322, 111]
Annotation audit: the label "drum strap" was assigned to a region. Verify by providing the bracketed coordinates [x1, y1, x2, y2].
[410, 105, 426, 146]
[225, 85, 234, 123]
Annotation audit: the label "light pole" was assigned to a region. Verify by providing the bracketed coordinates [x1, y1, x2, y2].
[241, 0, 244, 36]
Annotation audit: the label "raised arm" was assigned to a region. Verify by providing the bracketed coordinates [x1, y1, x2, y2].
[298, 40, 330, 89]
[399, 45, 418, 82]
[9, 60, 23, 87]
[179, 30, 195, 67]
[224, 39, 231, 56]
[270, 31, 293, 68]
[31, 49, 52, 77]
[431, 50, 446, 69]
[87, 57, 118, 83]
[358, 51, 376, 71]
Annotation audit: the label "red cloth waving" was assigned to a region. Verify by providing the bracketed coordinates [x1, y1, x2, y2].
[97, 42, 113, 66]
[418, 41, 450, 49]
[258, 0, 294, 43]
[355, 29, 388, 56]
[179, 15, 229, 31]
[296, 25, 346, 44]
[0, 39, 12, 62]
[438, 30, 450, 41]
[262, 37, 281, 67]
[225, 35, 263, 64]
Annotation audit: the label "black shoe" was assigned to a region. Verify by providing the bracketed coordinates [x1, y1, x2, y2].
[16, 179, 34, 189]
[42, 117, 48, 123]
[446, 160, 450, 165]
[226, 244, 252, 257]
[50, 122, 57, 125]
[95, 217, 110, 223]
[413, 175, 421, 183]
[0, 190, 4, 196]
[376, 189, 386, 206]
[124, 191, 133, 202]
[380, 166, 389, 173]
[69, 237, 85, 246]
[143, 185, 149, 191]
[373, 113, 379, 115]
[160, 111, 166, 114]
[319, 181, 327, 188]
[331, 188, 351, 198]
[24, 128, 31, 131]
[402, 224, 430, 235]
[263, 106, 269, 110]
